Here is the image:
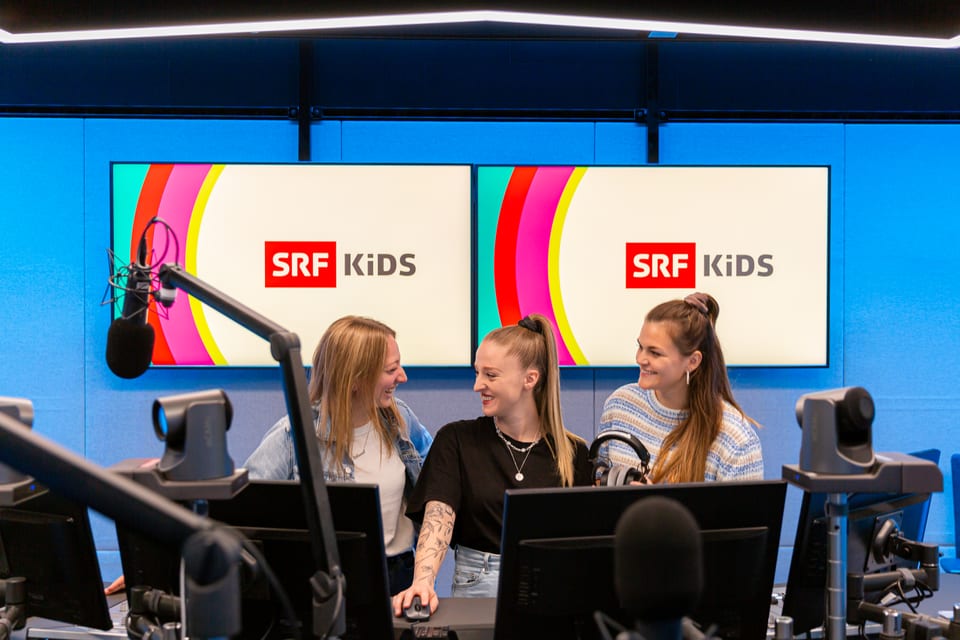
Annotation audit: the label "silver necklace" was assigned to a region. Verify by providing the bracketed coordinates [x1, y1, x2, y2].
[494, 423, 539, 481]
[353, 427, 372, 458]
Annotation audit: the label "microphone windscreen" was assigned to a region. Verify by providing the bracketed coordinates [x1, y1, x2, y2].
[106, 319, 155, 379]
[614, 495, 703, 620]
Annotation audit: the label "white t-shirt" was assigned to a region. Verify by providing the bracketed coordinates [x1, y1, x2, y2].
[350, 422, 415, 557]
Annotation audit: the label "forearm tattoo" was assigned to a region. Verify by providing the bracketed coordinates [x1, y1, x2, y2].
[413, 500, 456, 586]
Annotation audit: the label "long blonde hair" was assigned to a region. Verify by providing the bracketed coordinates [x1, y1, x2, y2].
[483, 313, 584, 486]
[646, 293, 756, 483]
[307, 316, 405, 471]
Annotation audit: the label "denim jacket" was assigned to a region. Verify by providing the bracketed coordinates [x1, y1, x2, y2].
[243, 397, 432, 499]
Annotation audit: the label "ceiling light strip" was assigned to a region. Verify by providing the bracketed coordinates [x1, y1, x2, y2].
[0, 10, 956, 49]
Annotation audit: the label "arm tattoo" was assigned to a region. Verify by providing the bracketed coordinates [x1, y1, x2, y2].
[413, 500, 456, 586]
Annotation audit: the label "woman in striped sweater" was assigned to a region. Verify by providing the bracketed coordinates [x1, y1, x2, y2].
[595, 292, 763, 483]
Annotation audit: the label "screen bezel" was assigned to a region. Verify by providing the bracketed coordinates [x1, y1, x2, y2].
[0, 489, 113, 630]
[116, 480, 393, 640]
[494, 480, 788, 640]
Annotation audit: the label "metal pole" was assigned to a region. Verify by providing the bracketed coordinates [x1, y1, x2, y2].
[825, 492, 848, 640]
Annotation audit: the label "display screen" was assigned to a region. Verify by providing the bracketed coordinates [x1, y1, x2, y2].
[477, 165, 829, 366]
[111, 163, 473, 366]
[112, 163, 828, 368]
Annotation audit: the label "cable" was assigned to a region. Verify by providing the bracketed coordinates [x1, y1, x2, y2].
[237, 533, 304, 640]
[877, 575, 933, 613]
[179, 552, 187, 639]
[130, 217, 179, 270]
[254, 613, 278, 640]
[171, 523, 305, 640]
[102, 216, 181, 318]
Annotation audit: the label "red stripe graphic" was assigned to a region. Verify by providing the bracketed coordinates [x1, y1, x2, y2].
[494, 167, 537, 325]
[132, 164, 175, 365]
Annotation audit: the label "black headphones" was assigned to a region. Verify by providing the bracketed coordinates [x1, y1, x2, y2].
[588, 432, 652, 486]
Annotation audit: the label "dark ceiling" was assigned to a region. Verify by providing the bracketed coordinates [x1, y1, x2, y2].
[2, 1, 959, 40]
[2, 1, 960, 124]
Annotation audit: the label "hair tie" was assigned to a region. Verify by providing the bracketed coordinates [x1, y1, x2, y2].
[518, 316, 542, 334]
[684, 293, 710, 316]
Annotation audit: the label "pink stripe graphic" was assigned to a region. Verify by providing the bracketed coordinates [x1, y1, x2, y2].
[156, 164, 214, 364]
[515, 167, 574, 364]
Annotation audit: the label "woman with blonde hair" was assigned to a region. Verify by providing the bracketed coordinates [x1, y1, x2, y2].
[245, 315, 432, 594]
[594, 292, 762, 484]
[392, 313, 593, 616]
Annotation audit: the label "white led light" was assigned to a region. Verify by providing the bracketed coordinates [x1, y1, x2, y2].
[0, 10, 957, 48]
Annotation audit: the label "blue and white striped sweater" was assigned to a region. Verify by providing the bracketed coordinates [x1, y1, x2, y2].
[596, 384, 763, 482]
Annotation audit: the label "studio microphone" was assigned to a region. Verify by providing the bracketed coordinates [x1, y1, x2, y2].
[614, 496, 704, 640]
[106, 252, 156, 379]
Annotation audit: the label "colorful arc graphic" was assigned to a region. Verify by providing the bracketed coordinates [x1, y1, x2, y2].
[493, 166, 589, 365]
[120, 163, 225, 365]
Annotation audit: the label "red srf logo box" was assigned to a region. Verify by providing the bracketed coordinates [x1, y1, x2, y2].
[265, 241, 337, 288]
[626, 242, 696, 288]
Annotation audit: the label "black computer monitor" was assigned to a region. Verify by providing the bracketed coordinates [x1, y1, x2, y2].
[494, 480, 788, 640]
[781, 448, 940, 635]
[116, 480, 392, 640]
[0, 489, 113, 630]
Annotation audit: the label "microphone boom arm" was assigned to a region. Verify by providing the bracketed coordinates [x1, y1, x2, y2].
[0, 412, 209, 543]
[158, 263, 345, 638]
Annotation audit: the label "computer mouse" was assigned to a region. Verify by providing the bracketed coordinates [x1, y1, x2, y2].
[404, 595, 431, 622]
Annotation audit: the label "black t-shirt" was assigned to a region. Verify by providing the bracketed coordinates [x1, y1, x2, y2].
[406, 416, 594, 553]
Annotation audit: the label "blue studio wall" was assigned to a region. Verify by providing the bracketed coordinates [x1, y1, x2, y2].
[0, 115, 958, 589]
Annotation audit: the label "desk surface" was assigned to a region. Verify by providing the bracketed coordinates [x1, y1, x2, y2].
[16, 594, 126, 640]
[18, 575, 960, 640]
[393, 597, 496, 640]
[21, 595, 496, 640]
[770, 573, 960, 638]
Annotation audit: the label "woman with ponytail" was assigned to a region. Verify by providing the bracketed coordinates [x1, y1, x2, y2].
[392, 313, 593, 616]
[595, 292, 762, 484]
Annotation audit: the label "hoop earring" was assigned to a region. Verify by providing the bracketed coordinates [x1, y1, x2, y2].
[686, 370, 690, 385]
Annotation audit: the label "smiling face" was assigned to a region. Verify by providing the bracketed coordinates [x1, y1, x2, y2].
[635, 320, 701, 409]
[473, 339, 538, 419]
[373, 336, 407, 409]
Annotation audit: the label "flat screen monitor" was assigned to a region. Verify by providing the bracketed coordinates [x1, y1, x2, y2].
[476, 165, 829, 366]
[494, 480, 788, 640]
[0, 489, 112, 630]
[116, 480, 392, 640]
[781, 448, 940, 635]
[110, 162, 473, 367]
